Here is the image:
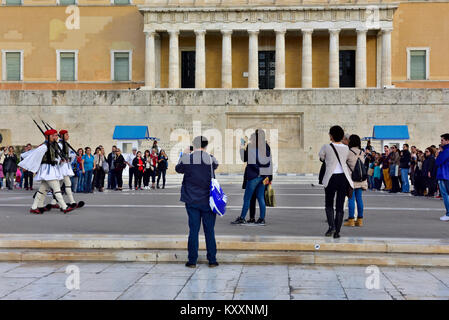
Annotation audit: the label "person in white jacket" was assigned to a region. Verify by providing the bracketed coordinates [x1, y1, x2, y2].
[18, 129, 74, 214]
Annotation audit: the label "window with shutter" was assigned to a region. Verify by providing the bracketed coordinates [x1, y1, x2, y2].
[60, 52, 75, 81]
[114, 52, 130, 81]
[114, 0, 130, 4]
[410, 50, 426, 80]
[5, 0, 22, 5]
[6, 52, 21, 81]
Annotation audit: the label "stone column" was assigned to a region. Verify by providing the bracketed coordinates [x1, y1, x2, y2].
[301, 28, 313, 88]
[144, 31, 156, 88]
[275, 29, 286, 89]
[248, 30, 259, 89]
[356, 28, 367, 88]
[328, 28, 340, 88]
[168, 30, 180, 89]
[195, 29, 206, 89]
[221, 30, 232, 89]
[381, 28, 392, 87]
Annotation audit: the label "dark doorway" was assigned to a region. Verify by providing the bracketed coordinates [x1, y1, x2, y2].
[339, 50, 356, 87]
[258, 51, 275, 89]
[181, 51, 195, 88]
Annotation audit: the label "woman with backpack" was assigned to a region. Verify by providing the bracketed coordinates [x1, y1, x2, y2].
[344, 135, 368, 227]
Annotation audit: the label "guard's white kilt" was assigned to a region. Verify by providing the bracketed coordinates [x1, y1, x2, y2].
[34, 164, 63, 181]
[59, 162, 74, 177]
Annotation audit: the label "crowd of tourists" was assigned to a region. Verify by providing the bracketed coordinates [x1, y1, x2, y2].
[0, 140, 169, 193]
[318, 127, 449, 239]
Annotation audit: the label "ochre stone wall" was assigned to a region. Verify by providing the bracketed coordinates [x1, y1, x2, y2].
[0, 2, 448, 89]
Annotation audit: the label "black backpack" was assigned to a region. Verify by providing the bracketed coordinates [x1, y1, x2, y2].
[350, 149, 368, 182]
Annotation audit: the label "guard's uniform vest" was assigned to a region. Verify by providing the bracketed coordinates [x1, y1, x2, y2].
[60, 140, 69, 159]
[41, 141, 57, 165]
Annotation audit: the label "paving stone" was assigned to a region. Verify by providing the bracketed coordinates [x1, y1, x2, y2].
[78, 273, 143, 292]
[60, 291, 123, 300]
[0, 263, 23, 274]
[344, 288, 394, 300]
[176, 292, 234, 300]
[181, 279, 238, 293]
[1, 284, 69, 300]
[137, 275, 189, 286]
[119, 284, 183, 300]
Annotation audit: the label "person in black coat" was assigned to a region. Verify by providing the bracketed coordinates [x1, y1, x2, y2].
[232, 129, 272, 226]
[175, 136, 219, 268]
[423, 147, 437, 197]
[106, 146, 117, 190]
[113, 148, 126, 191]
[241, 136, 273, 223]
[157, 149, 168, 189]
[3, 146, 18, 190]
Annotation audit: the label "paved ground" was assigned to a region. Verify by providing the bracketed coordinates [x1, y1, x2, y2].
[0, 183, 448, 238]
[0, 261, 448, 300]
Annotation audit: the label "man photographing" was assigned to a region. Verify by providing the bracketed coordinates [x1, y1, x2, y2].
[175, 136, 219, 268]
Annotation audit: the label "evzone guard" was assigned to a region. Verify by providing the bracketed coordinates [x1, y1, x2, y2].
[48, 129, 84, 210]
[18, 129, 74, 214]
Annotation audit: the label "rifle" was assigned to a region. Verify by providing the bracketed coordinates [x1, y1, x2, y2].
[43, 121, 78, 154]
[34, 119, 68, 162]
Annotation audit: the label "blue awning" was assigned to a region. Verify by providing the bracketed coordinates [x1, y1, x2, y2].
[113, 126, 150, 140]
[372, 125, 409, 140]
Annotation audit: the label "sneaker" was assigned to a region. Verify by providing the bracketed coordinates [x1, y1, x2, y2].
[208, 262, 219, 268]
[185, 262, 196, 268]
[440, 215, 449, 221]
[255, 218, 266, 226]
[231, 217, 246, 225]
[247, 218, 256, 224]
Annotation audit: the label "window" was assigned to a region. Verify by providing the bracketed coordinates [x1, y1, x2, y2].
[58, 0, 77, 5]
[407, 48, 430, 80]
[2, 51, 23, 81]
[5, 0, 22, 5]
[113, 0, 130, 4]
[111, 51, 132, 81]
[57, 50, 78, 81]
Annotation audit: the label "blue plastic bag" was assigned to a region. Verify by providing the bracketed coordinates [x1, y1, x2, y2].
[208, 156, 227, 216]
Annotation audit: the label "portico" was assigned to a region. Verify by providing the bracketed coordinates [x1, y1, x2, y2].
[139, 5, 396, 89]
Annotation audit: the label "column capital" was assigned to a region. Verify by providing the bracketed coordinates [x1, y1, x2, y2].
[274, 28, 286, 35]
[329, 28, 341, 35]
[194, 29, 206, 36]
[248, 29, 259, 35]
[145, 30, 157, 37]
[221, 29, 233, 36]
[168, 30, 180, 36]
[356, 27, 368, 34]
[381, 28, 393, 34]
[301, 28, 313, 34]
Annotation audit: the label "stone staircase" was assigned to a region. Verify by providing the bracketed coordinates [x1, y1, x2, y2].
[1, 234, 448, 267]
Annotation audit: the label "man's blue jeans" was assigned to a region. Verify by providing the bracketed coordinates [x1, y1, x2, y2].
[185, 202, 217, 264]
[76, 171, 84, 193]
[348, 188, 364, 219]
[438, 180, 449, 216]
[401, 168, 410, 193]
[84, 170, 93, 193]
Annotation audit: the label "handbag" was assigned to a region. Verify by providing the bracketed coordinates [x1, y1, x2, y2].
[264, 183, 276, 207]
[208, 155, 227, 216]
[318, 160, 326, 185]
[330, 144, 353, 199]
[102, 160, 109, 174]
